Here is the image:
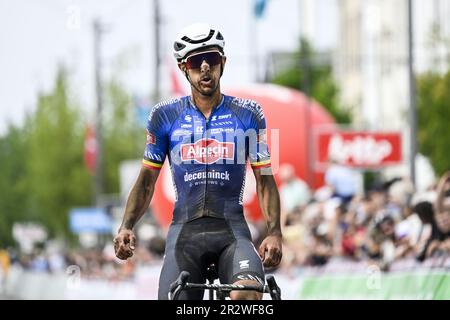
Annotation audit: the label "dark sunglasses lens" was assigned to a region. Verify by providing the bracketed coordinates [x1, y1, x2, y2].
[186, 52, 221, 69]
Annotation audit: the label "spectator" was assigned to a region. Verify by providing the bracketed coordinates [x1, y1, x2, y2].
[413, 200, 437, 261]
[0, 249, 10, 275]
[426, 172, 450, 258]
[366, 215, 397, 270]
[279, 163, 311, 216]
[0, 249, 10, 293]
[280, 206, 308, 271]
[325, 158, 358, 205]
[393, 204, 423, 259]
[30, 249, 49, 273]
[307, 225, 333, 266]
[333, 204, 364, 259]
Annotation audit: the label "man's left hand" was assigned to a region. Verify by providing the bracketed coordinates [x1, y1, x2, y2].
[258, 235, 282, 268]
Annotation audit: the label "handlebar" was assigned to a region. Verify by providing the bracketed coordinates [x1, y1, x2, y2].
[168, 270, 190, 300]
[169, 271, 282, 300]
[266, 275, 282, 300]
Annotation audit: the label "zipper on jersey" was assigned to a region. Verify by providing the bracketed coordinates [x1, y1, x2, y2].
[202, 110, 214, 215]
[203, 115, 211, 215]
[192, 97, 222, 216]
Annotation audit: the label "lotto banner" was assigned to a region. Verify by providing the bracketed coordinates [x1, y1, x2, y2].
[314, 130, 403, 170]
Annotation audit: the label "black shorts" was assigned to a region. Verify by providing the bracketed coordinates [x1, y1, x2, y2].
[158, 217, 265, 300]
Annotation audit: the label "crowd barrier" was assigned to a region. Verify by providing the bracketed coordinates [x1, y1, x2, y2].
[1, 258, 448, 300]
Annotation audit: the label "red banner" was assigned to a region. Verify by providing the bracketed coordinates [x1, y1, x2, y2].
[315, 130, 402, 170]
[84, 125, 97, 175]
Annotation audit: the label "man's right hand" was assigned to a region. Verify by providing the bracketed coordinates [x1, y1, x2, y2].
[114, 229, 136, 260]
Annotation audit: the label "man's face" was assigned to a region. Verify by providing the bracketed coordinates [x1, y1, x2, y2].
[435, 197, 450, 234]
[178, 47, 226, 96]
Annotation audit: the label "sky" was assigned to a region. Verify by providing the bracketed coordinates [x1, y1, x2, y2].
[0, 0, 338, 135]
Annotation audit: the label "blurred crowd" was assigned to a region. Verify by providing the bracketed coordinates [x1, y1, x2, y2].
[269, 164, 450, 273]
[0, 236, 166, 283]
[1, 164, 449, 285]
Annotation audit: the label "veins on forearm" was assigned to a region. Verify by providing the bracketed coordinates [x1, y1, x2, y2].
[257, 174, 282, 237]
[121, 172, 155, 231]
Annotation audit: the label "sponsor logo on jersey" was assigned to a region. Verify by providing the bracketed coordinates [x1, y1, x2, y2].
[181, 123, 192, 129]
[239, 260, 250, 269]
[210, 127, 235, 134]
[181, 138, 234, 164]
[146, 131, 156, 145]
[237, 274, 264, 285]
[232, 98, 265, 121]
[211, 121, 233, 127]
[184, 115, 192, 122]
[144, 151, 163, 162]
[218, 114, 232, 120]
[195, 125, 204, 134]
[172, 129, 192, 137]
[184, 170, 230, 182]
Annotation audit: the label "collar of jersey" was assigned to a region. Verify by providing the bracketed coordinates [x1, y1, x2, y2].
[188, 95, 225, 112]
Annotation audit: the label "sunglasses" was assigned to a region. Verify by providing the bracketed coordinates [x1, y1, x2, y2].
[182, 50, 223, 70]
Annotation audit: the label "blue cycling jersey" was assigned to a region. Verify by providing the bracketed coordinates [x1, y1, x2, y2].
[143, 94, 271, 223]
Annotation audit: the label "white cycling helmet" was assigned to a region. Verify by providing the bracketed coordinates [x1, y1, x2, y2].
[173, 23, 225, 61]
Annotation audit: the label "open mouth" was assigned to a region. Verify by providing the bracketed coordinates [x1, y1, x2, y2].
[200, 76, 212, 86]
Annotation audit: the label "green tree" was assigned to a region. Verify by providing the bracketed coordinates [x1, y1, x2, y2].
[271, 38, 352, 124]
[0, 65, 147, 246]
[0, 125, 29, 246]
[102, 77, 144, 195]
[417, 71, 450, 176]
[25, 68, 92, 238]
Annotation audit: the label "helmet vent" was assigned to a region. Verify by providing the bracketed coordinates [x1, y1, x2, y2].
[173, 42, 186, 52]
[182, 30, 215, 44]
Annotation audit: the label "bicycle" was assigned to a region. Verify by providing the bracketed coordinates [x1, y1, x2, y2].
[168, 263, 282, 300]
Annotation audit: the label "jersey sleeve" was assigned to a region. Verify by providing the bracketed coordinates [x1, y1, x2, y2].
[143, 105, 169, 170]
[247, 102, 271, 169]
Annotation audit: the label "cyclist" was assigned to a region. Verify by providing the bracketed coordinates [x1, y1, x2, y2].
[114, 23, 282, 300]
